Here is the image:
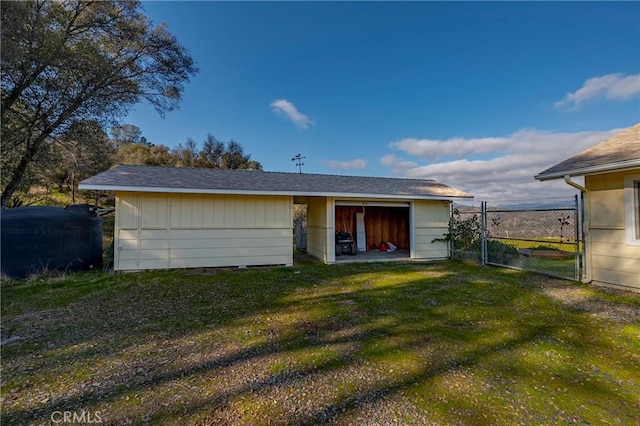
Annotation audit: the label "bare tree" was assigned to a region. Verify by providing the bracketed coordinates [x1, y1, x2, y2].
[172, 138, 198, 167]
[116, 143, 175, 167]
[1, 0, 198, 207]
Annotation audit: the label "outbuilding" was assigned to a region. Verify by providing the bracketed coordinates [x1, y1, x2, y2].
[535, 123, 640, 292]
[80, 165, 471, 271]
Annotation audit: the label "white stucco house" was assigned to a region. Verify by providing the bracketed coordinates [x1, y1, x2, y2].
[80, 165, 472, 271]
[535, 123, 640, 292]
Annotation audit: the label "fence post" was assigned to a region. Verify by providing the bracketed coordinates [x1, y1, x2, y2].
[574, 194, 580, 281]
[481, 201, 487, 265]
[449, 202, 453, 259]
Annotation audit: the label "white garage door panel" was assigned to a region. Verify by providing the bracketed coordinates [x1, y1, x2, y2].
[117, 260, 138, 270]
[140, 196, 167, 229]
[118, 249, 138, 261]
[139, 249, 170, 260]
[169, 237, 291, 250]
[115, 192, 294, 271]
[140, 229, 169, 240]
[414, 227, 448, 238]
[117, 239, 138, 250]
[169, 228, 291, 240]
[169, 255, 292, 269]
[170, 246, 291, 260]
[140, 239, 170, 250]
[118, 230, 139, 241]
[138, 259, 169, 269]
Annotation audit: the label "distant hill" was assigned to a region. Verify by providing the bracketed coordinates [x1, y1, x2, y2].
[453, 201, 578, 240]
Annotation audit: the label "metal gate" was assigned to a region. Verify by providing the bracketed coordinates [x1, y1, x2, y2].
[450, 196, 581, 280]
[480, 196, 581, 280]
[293, 204, 307, 252]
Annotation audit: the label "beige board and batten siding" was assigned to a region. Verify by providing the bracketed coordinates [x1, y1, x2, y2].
[586, 171, 640, 291]
[306, 196, 334, 263]
[412, 200, 450, 259]
[115, 192, 293, 271]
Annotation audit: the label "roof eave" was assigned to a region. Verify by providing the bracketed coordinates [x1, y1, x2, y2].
[78, 183, 473, 200]
[534, 159, 640, 181]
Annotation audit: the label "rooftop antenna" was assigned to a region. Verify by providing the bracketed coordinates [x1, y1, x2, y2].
[291, 153, 305, 174]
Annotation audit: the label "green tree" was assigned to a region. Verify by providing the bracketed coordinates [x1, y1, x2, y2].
[45, 120, 114, 203]
[195, 133, 225, 168]
[113, 132, 263, 171]
[1, 0, 197, 207]
[177, 134, 262, 170]
[116, 143, 174, 167]
[219, 140, 262, 170]
[111, 124, 145, 148]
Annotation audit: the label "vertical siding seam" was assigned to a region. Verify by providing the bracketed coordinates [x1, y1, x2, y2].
[115, 193, 121, 271]
[328, 197, 335, 263]
[410, 201, 415, 258]
[167, 196, 172, 269]
[135, 193, 141, 269]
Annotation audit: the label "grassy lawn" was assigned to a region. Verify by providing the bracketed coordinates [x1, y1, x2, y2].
[484, 238, 580, 280]
[2, 260, 639, 425]
[493, 237, 580, 253]
[488, 251, 578, 280]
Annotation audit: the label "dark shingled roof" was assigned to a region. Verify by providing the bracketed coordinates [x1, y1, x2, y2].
[536, 123, 640, 180]
[79, 165, 472, 199]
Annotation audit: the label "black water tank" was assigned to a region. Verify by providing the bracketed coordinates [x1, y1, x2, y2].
[1, 204, 103, 278]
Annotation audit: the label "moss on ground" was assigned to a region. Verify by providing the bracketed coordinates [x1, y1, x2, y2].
[1, 261, 638, 425]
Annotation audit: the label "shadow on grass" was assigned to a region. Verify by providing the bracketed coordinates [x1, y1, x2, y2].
[2, 261, 639, 425]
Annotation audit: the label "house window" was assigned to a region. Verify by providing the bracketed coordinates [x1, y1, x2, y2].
[624, 174, 640, 245]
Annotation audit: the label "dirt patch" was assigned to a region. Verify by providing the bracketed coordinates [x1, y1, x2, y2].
[532, 250, 573, 260]
[294, 252, 323, 264]
[534, 277, 640, 324]
[3, 263, 639, 425]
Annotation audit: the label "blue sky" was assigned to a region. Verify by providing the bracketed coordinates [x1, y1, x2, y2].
[126, 1, 640, 201]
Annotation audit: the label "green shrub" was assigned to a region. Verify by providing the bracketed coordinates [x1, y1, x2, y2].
[529, 244, 564, 252]
[486, 240, 519, 263]
[433, 208, 481, 252]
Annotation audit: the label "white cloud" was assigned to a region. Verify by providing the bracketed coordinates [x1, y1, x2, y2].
[383, 127, 622, 202]
[555, 73, 640, 110]
[270, 99, 314, 129]
[380, 154, 418, 175]
[390, 136, 509, 160]
[323, 158, 368, 170]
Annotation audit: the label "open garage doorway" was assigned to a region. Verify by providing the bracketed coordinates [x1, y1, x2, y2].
[334, 202, 411, 263]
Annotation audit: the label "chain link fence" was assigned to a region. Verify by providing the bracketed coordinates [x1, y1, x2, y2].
[100, 211, 115, 271]
[451, 196, 581, 281]
[293, 204, 307, 252]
